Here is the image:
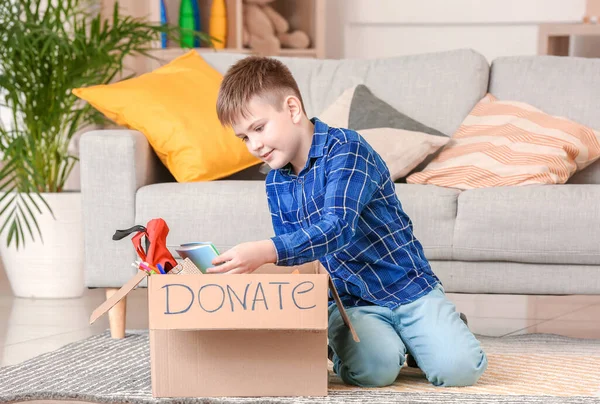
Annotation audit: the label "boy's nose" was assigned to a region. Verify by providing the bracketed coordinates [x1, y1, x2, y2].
[250, 139, 263, 152]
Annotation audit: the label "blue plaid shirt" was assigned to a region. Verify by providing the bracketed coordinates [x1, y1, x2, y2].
[267, 117, 440, 309]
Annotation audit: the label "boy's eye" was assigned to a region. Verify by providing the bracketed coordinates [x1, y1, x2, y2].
[255, 126, 263, 132]
[240, 136, 247, 142]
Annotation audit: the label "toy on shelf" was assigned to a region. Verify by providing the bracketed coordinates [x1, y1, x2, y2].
[179, 0, 201, 48]
[209, 0, 227, 49]
[160, 0, 168, 48]
[243, 0, 310, 56]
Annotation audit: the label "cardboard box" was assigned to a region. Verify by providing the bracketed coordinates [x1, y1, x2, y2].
[90, 261, 359, 398]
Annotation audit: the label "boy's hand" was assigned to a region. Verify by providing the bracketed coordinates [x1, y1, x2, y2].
[208, 240, 277, 274]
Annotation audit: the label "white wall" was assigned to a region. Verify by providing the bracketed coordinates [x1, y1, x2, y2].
[325, 0, 600, 62]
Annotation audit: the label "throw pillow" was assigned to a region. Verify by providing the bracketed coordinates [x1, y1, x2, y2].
[318, 85, 449, 181]
[406, 93, 600, 189]
[73, 50, 261, 182]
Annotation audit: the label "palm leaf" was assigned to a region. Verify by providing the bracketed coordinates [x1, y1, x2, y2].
[14, 212, 26, 249]
[20, 194, 44, 242]
[0, 0, 208, 248]
[6, 220, 18, 250]
[0, 194, 17, 224]
[16, 202, 35, 243]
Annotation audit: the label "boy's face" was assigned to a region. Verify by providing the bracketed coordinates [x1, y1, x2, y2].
[232, 95, 303, 171]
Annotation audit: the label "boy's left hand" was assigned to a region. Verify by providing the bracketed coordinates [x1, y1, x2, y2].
[208, 240, 277, 274]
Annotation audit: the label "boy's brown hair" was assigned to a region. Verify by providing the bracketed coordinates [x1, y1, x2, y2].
[216, 56, 305, 127]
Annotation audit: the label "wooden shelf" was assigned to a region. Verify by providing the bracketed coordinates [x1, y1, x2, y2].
[102, 0, 325, 73]
[144, 46, 320, 71]
[279, 48, 320, 57]
[150, 46, 319, 57]
[538, 23, 600, 56]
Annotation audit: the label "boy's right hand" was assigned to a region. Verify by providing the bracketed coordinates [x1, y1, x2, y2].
[208, 240, 277, 274]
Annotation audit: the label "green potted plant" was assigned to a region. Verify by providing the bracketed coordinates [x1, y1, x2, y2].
[0, 0, 211, 298]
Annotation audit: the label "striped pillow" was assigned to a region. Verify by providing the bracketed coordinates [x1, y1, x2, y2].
[406, 94, 600, 189]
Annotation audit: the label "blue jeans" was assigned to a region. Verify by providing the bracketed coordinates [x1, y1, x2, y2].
[328, 285, 488, 387]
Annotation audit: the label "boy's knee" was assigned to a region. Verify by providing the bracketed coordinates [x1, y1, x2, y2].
[427, 351, 488, 387]
[341, 356, 402, 387]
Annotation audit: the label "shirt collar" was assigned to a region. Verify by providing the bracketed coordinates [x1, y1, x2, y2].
[280, 117, 329, 176]
[309, 117, 329, 159]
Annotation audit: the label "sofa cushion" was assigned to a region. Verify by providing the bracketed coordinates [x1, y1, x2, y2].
[489, 55, 600, 184]
[135, 182, 459, 261]
[202, 48, 489, 136]
[135, 181, 274, 256]
[430, 260, 600, 294]
[453, 185, 600, 265]
[394, 184, 460, 260]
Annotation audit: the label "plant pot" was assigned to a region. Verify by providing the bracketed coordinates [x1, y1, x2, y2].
[0, 192, 84, 298]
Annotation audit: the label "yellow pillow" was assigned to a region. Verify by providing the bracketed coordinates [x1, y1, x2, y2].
[73, 51, 260, 182]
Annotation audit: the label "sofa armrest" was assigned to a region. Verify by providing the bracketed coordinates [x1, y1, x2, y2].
[80, 130, 173, 288]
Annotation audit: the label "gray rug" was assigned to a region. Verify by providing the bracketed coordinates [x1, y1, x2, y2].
[0, 330, 599, 404]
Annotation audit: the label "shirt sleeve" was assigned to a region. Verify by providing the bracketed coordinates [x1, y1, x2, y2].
[266, 192, 286, 234]
[266, 187, 286, 264]
[270, 140, 382, 266]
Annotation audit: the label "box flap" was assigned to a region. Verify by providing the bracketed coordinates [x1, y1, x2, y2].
[148, 273, 328, 331]
[89, 270, 147, 324]
[326, 276, 360, 343]
[316, 263, 360, 343]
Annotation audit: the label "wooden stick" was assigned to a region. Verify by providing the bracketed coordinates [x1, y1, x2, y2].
[105, 288, 127, 339]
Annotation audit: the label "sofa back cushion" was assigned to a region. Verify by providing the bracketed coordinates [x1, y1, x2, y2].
[201, 49, 489, 136]
[134, 181, 459, 261]
[489, 56, 600, 184]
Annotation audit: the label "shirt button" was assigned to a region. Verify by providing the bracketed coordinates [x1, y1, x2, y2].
[298, 179, 303, 184]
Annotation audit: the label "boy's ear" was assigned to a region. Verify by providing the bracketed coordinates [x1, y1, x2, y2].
[284, 95, 303, 124]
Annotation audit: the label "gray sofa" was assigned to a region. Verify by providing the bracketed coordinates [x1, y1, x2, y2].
[80, 49, 600, 337]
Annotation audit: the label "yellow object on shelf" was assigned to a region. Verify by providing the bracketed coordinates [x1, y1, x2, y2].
[209, 0, 227, 49]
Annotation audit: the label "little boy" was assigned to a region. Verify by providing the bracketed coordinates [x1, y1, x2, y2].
[210, 56, 488, 388]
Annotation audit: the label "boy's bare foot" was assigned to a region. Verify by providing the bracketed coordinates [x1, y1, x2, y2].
[406, 312, 469, 368]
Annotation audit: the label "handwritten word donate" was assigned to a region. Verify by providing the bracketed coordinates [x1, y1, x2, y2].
[162, 281, 317, 314]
